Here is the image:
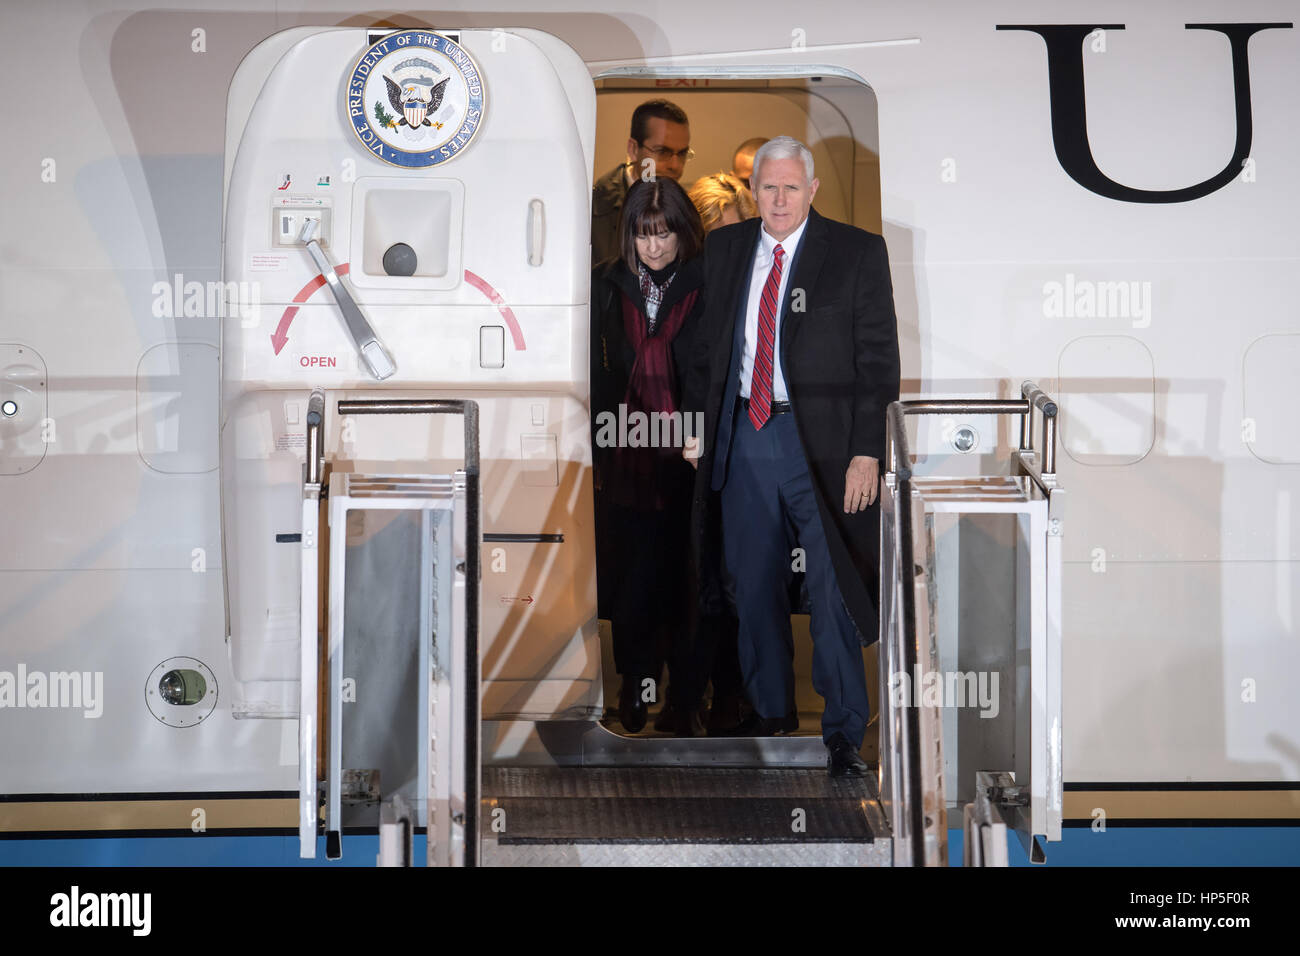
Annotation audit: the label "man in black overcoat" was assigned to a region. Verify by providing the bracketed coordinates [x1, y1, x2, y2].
[682, 135, 900, 775]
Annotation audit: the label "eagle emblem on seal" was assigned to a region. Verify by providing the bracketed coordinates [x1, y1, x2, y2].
[348, 31, 486, 168]
[381, 58, 452, 130]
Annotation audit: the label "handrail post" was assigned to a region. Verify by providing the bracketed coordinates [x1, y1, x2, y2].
[298, 386, 327, 859]
[306, 388, 325, 486]
[1020, 382, 1059, 478]
[884, 400, 924, 865]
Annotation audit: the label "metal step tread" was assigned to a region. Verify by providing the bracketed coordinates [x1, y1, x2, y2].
[482, 767, 887, 845]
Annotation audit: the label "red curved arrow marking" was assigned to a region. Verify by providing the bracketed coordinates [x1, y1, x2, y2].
[270, 263, 526, 354]
[271, 263, 350, 355]
[464, 269, 526, 350]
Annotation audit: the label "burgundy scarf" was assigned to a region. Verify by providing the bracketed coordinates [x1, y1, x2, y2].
[610, 286, 700, 510]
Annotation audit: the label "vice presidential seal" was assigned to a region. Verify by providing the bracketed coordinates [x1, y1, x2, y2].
[346, 30, 485, 168]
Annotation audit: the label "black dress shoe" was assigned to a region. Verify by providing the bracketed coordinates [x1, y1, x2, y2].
[737, 711, 799, 737]
[652, 698, 706, 737]
[705, 693, 745, 736]
[620, 678, 648, 734]
[653, 698, 676, 733]
[674, 704, 706, 738]
[826, 733, 870, 777]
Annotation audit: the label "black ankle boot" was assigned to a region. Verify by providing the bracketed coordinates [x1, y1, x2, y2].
[619, 678, 648, 733]
[706, 692, 745, 736]
[653, 698, 675, 732]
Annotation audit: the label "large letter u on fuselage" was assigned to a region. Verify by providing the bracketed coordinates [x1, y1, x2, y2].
[997, 23, 1292, 203]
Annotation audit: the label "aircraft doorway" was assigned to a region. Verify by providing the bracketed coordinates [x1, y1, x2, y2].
[595, 76, 881, 231]
[590, 74, 883, 743]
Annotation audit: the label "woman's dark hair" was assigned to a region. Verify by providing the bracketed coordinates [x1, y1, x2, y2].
[618, 177, 705, 275]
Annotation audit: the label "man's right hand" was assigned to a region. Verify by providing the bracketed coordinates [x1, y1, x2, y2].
[683, 435, 700, 469]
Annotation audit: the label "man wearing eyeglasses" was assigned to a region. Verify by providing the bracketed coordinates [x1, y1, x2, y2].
[592, 99, 693, 266]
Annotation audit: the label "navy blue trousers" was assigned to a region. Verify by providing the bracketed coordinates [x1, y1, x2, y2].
[719, 408, 870, 748]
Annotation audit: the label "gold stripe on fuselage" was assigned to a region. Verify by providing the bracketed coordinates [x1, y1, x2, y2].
[0, 798, 297, 834]
[1, 789, 1297, 835]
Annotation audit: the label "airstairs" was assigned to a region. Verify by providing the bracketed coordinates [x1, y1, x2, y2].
[292, 382, 1062, 866]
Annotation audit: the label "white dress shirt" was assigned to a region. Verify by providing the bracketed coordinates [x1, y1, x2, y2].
[738, 215, 808, 402]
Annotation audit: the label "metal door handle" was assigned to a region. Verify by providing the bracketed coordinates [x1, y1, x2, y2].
[299, 219, 396, 381]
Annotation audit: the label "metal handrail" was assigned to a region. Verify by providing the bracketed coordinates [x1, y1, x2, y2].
[884, 402, 925, 866]
[306, 388, 326, 486]
[301, 387, 326, 859]
[335, 397, 482, 867]
[882, 382, 1059, 866]
[1020, 382, 1058, 476]
[885, 382, 1059, 483]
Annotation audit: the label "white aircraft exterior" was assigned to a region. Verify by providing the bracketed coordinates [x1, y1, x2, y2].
[0, 0, 1295, 846]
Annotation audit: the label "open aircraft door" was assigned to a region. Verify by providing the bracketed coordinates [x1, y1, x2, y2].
[220, 26, 598, 864]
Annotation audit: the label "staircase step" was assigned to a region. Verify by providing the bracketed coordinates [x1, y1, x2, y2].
[480, 767, 892, 866]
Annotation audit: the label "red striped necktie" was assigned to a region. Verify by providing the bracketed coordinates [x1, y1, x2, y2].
[748, 243, 785, 430]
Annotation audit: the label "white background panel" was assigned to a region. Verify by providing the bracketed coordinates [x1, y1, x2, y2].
[0, 456, 221, 572]
[1064, 561, 1299, 781]
[0, 569, 291, 793]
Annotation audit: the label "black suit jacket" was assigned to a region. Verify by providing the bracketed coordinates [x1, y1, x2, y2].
[683, 206, 900, 639]
[591, 163, 631, 269]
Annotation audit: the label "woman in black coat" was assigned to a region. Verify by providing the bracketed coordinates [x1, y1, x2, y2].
[590, 177, 707, 735]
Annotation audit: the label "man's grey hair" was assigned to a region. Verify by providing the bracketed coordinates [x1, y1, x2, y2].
[751, 135, 815, 186]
